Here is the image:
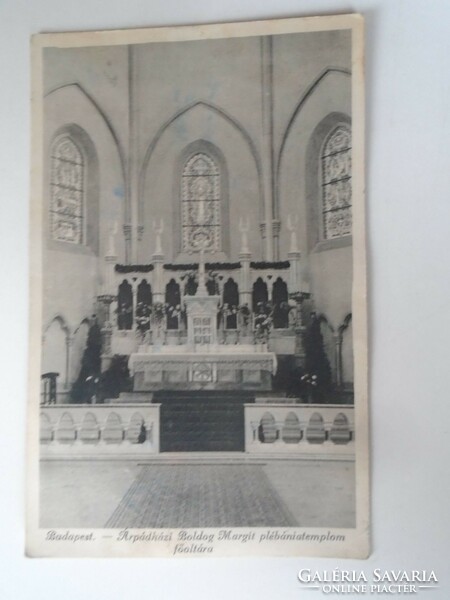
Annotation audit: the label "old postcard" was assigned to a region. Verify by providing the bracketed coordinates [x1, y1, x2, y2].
[27, 14, 368, 558]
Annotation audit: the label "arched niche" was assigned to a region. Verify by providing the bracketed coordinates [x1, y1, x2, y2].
[305, 113, 352, 251]
[177, 141, 229, 256]
[70, 319, 90, 383]
[117, 280, 133, 330]
[48, 125, 99, 253]
[223, 278, 239, 329]
[165, 279, 181, 330]
[55, 411, 76, 444]
[281, 412, 302, 444]
[330, 412, 351, 444]
[252, 278, 268, 312]
[79, 412, 100, 444]
[136, 280, 152, 333]
[127, 412, 146, 444]
[139, 102, 262, 262]
[42, 316, 70, 390]
[272, 277, 289, 329]
[305, 412, 326, 444]
[44, 84, 126, 261]
[258, 412, 277, 444]
[277, 70, 351, 259]
[103, 412, 124, 444]
[40, 413, 53, 444]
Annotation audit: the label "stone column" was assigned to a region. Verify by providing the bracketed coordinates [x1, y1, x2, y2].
[64, 335, 73, 390]
[334, 333, 343, 387]
[288, 250, 301, 294]
[98, 253, 118, 370]
[103, 254, 118, 298]
[152, 253, 165, 304]
[238, 251, 252, 306]
[239, 251, 252, 338]
[131, 279, 139, 331]
[123, 224, 132, 263]
[260, 36, 274, 261]
[272, 220, 281, 261]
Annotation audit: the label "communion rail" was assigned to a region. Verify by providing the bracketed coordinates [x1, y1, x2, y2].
[39, 402, 354, 460]
[245, 403, 355, 458]
[39, 404, 160, 457]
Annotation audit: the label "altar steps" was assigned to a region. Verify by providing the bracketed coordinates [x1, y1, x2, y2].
[156, 392, 253, 452]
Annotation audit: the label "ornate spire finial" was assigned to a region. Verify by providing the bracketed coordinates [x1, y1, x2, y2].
[153, 218, 164, 255]
[287, 214, 299, 253]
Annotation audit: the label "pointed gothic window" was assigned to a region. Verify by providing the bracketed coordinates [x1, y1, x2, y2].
[321, 125, 352, 239]
[50, 136, 84, 244]
[181, 153, 221, 252]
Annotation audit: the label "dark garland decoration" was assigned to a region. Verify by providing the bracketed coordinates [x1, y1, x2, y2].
[250, 261, 290, 270]
[163, 262, 241, 271]
[115, 261, 289, 273]
[115, 264, 154, 273]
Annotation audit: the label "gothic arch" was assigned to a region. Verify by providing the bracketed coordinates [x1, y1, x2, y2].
[338, 313, 352, 335]
[276, 69, 351, 256]
[175, 140, 230, 256]
[138, 101, 264, 248]
[44, 314, 71, 337]
[277, 68, 351, 188]
[71, 318, 90, 383]
[44, 83, 126, 187]
[49, 124, 100, 252]
[42, 315, 71, 390]
[272, 277, 289, 329]
[306, 113, 352, 249]
[44, 83, 127, 259]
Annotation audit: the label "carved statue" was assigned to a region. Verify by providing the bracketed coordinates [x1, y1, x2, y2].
[239, 216, 250, 253]
[287, 214, 299, 253]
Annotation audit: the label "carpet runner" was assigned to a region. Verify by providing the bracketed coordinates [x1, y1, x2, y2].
[105, 464, 296, 528]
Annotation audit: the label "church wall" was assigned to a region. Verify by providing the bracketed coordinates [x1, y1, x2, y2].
[310, 245, 353, 329]
[273, 32, 352, 373]
[43, 45, 130, 159]
[140, 104, 262, 261]
[42, 80, 127, 383]
[134, 37, 265, 261]
[40, 34, 354, 386]
[272, 29, 351, 168]
[276, 68, 352, 329]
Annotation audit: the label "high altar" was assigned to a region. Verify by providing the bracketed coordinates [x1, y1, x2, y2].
[128, 251, 277, 391]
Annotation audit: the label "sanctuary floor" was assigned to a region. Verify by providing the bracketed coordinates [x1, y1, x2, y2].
[40, 458, 355, 529]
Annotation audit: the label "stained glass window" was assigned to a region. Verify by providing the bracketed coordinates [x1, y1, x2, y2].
[50, 137, 84, 244]
[321, 125, 352, 239]
[181, 153, 221, 252]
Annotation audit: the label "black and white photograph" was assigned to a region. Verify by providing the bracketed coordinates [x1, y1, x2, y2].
[27, 15, 368, 558]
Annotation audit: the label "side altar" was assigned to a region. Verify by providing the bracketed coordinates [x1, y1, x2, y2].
[128, 251, 277, 392]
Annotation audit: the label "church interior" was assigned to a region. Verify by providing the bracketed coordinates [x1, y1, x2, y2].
[39, 30, 355, 459]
